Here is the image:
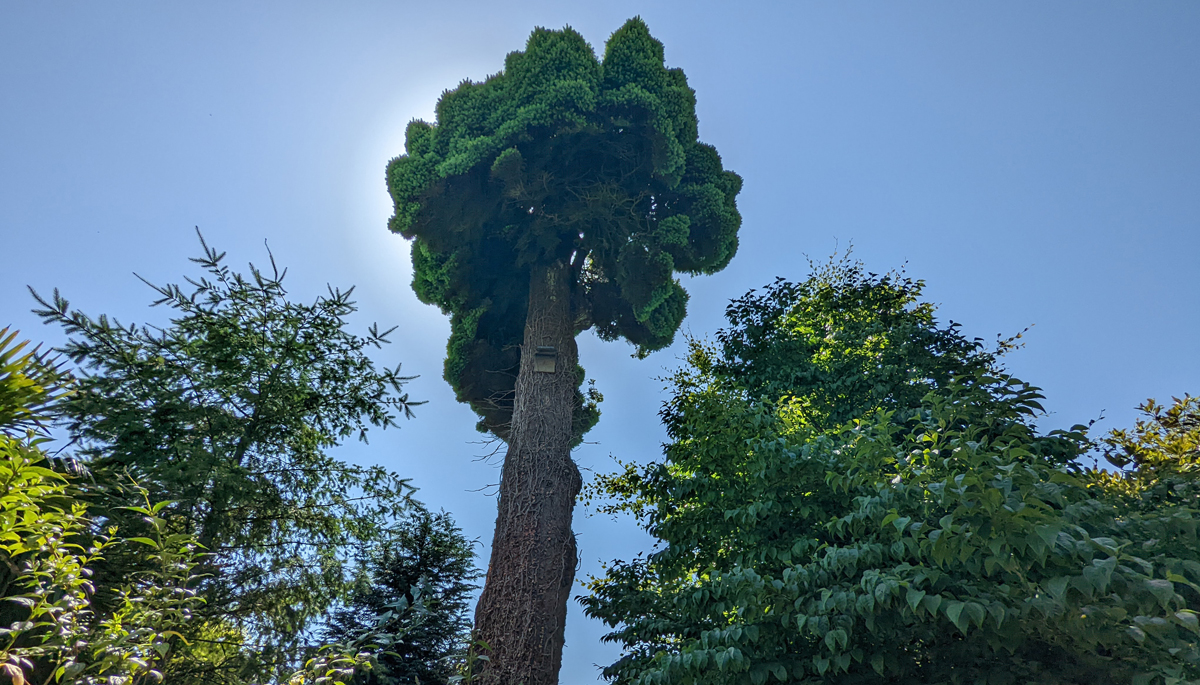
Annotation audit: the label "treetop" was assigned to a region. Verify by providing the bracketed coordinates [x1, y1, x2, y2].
[387, 18, 742, 439]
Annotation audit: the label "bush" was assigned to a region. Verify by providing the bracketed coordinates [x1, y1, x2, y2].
[0, 327, 205, 685]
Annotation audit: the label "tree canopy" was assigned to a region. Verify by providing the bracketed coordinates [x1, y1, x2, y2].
[583, 260, 1200, 685]
[324, 507, 480, 685]
[386, 17, 742, 439]
[31, 234, 422, 682]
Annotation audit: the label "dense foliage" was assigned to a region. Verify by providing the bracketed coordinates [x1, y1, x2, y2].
[1099, 395, 1200, 508]
[584, 260, 1200, 684]
[324, 507, 481, 685]
[29, 234, 424, 682]
[0, 328, 205, 685]
[0, 327, 424, 685]
[712, 266, 998, 432]
[386, 17, 742, 439]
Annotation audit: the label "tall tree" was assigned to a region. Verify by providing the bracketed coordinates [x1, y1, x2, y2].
[32, 234, 421, 683]
[385, 18, 742, 684]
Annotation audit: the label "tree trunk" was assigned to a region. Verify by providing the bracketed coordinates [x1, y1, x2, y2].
[474, 260, 581, 685]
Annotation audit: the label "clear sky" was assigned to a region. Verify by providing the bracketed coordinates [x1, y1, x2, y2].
[3, 2, 1198, 682]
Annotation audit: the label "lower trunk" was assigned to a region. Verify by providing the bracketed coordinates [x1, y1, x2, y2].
[474, 261, 581, 685]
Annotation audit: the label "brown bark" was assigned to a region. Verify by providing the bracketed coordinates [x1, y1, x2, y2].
[474, 260, 581, 685]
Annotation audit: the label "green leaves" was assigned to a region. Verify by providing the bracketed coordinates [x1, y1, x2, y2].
[321, 508, 482, 685]
[1146, 578, 1179, 608]
[32, 233, 421, 682]
[584, 261, 1200, 684]
[0, 343, 205, 685]
[385, 18, 741, 438]
[905, 587, 925, 612]
[0, 326, 70, 436]
[940, 600, 987, 634]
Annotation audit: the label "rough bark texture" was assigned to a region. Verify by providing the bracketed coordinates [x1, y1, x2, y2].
[474, 261, 581, 685]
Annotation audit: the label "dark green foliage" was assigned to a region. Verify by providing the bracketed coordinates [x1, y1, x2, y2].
[583, 263, 1200, 684]
[31, 233, 421, 682]
[324, 507, 481, 685]
[387, 17, 742, 439]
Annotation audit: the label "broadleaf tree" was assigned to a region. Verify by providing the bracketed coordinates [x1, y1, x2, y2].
[583, 262, 1200, 684]
[385, 18, 741, 684]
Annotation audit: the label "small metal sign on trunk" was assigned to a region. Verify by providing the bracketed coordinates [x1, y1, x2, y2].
[534, 345, 557, 373]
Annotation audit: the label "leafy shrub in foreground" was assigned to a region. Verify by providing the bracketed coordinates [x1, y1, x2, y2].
[0, 328, 204, 685]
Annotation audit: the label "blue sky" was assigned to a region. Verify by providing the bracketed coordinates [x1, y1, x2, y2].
[3, 2, 1198, 681]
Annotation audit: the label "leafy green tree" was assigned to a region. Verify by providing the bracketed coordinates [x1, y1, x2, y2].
[323, 506, 480, 685]
[385, 18, 742, 682]
[583, 263, 1200, 684]
[714, 265, 996, 432]
[0, 328, 205, 685]
[1098, 395, 1200, 507]
[31, 234, 421, 683]
[0, 328, 69, 434]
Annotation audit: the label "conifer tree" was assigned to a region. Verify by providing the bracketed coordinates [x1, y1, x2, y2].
[323, 507, 480, 685]
[33, 235, 420, 683]
[385, 18, 741, 684]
